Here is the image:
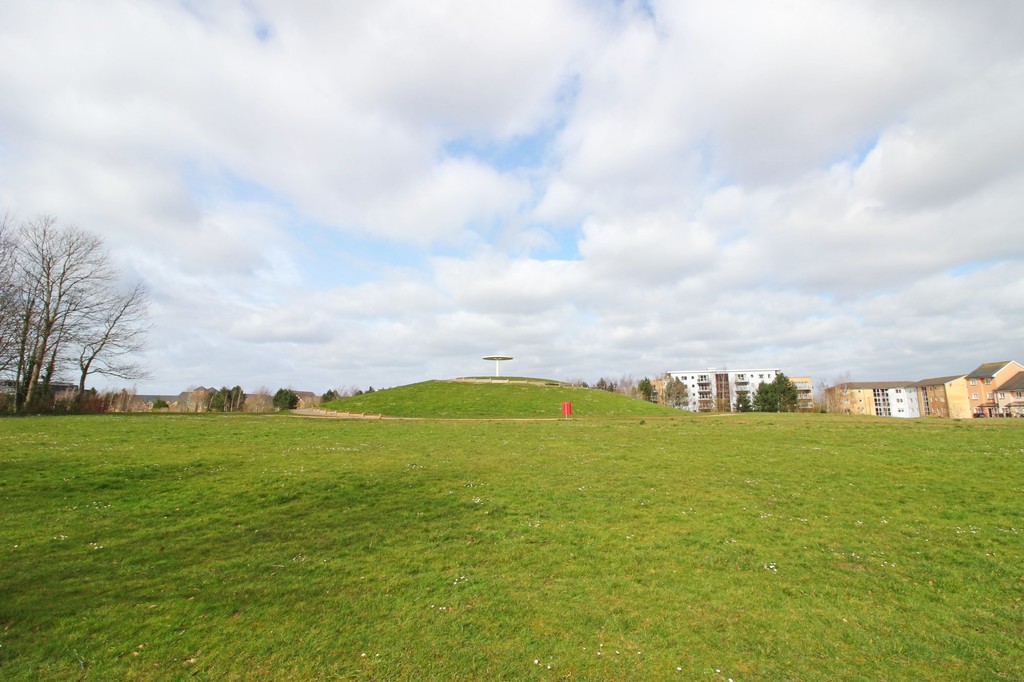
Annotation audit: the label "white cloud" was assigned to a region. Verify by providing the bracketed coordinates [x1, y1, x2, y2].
[357, 158, 531, 244]
[1, 1, 1022, 393]
[578, 213, 717, 286]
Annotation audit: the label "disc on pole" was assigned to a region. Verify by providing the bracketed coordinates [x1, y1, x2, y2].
[482, 355, 513, 377]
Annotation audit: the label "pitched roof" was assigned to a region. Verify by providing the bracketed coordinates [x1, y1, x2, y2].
[845, 381, 916, 390]
[966, 361, 1013, 379]
[997, 371, 1024, 392]
[914, 375, 964, 387]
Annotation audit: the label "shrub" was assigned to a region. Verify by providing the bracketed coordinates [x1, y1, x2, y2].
[272, 388, 298, 410]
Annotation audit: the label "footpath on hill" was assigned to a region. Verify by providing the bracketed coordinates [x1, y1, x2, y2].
[289, 408, 563, 421]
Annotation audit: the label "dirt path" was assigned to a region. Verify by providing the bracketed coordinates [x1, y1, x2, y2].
[289, 408, 565, 422]
[290, 408, 391, 419]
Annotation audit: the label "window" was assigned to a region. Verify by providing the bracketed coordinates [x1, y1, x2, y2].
[971, 393, 979, 400]
[987, 392, 993, 399]
[970, 379, 977, 385]
[872, 388, 891, 417]
[984, 378, 992, 385]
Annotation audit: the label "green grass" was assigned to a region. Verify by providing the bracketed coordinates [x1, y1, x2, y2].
[1, 412, 1022, 680]
[323, 380, 678, 418]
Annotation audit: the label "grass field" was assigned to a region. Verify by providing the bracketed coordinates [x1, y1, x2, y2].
[1, 404, 1023, 679]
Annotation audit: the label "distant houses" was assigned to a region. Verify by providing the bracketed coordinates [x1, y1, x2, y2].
[656, 359, 1024, 417]
[128, 387, 318, 413]
[824, 360, 1024, 418]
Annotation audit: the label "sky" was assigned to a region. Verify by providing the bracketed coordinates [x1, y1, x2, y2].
[1, 0, 1022, 395]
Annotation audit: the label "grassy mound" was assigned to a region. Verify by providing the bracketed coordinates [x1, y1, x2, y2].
[322, 379, 681, 418]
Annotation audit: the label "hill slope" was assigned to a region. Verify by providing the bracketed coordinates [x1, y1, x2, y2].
[322, 379, 682, 418]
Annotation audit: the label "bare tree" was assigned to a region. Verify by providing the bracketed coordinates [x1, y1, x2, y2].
[104, 387, 136, 413]
[0, 213, 18, 379]
[818, 372, 852, 413]
[73, 280, 150, 404]
[5, 216, 150, 412]
[245, 387, 273, 413]
[12, 216, 113, 410]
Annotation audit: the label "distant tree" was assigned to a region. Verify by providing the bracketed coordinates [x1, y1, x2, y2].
[209, 387, 227, 412]
[365, 386, 376, 393]
[228, 385, 245, 412]
[152, 398, 169, 410]
[214, 387, 228, 411]
[321, 389, 340, 403]
[661, 374, 689, 409]
[753, 373, 798, 413]
[735, 392, 753, 412]
[245, 387, 273, 413]
[594, 377, 617, 392]
[818, 372, 852, 413]
[637, 377, 656, 402]
[273, 388, 298, 410]
[209, 385, 245, 412]
[73, 387, 104, 413]
[104, 388, 135, 413]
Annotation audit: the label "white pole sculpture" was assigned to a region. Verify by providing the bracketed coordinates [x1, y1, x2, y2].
[482, 355, 513, 377]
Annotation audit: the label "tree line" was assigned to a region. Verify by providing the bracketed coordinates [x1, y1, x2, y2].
[0, 215, 150, 413]
[145, 386, 373, 413]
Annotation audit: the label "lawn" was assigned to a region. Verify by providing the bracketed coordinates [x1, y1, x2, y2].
[1, 411, 1022, 680]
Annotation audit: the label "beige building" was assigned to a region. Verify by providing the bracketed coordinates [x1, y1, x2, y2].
[914, 375, 971, 418]
[790, 376, 814, 411]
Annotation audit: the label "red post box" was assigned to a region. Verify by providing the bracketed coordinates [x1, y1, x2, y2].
[561, 401, 572, 417]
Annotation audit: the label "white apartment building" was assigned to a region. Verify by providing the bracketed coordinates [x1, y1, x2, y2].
[839, 382, 922, 418]
[665, 368, 780, 412]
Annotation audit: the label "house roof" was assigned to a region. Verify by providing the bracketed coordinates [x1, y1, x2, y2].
[997, 371, 1024, 392]
[966, 361, 1014, 379]
[914, 375, 964, 387]
[845, 381, 916, 390]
